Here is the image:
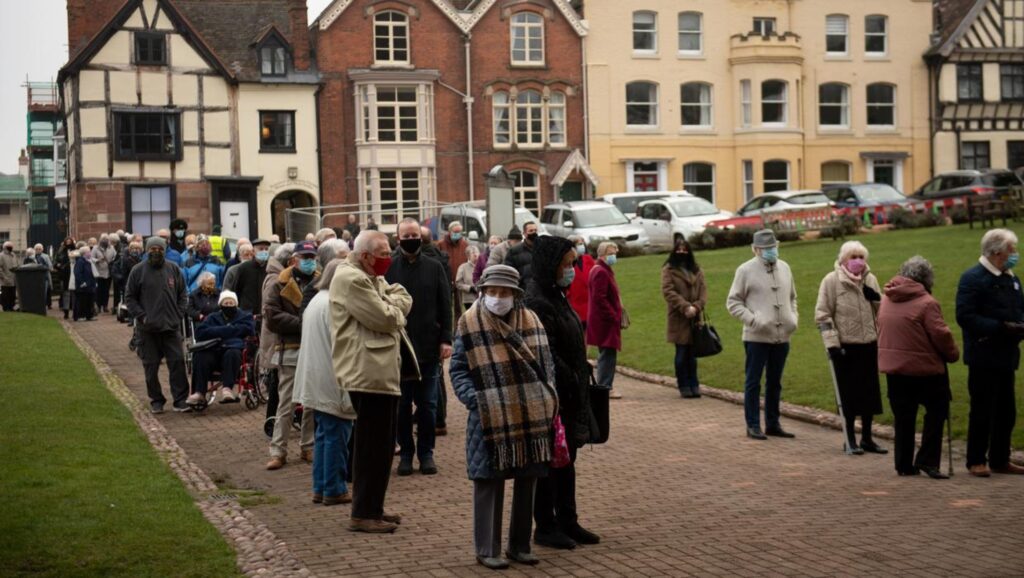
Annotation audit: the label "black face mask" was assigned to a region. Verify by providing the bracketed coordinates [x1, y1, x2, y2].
[221, 306, 237, 319]
[399, 238, 422, 255]
[148, 252, 165, 267]
[670, 251, 694, 269]
[526, 233, 538, 243]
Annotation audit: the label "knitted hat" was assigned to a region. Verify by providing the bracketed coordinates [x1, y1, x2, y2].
[218, 290, 238, 306]
[145, 236, 167, 250]
[507, 225, 523, 240]
[478, 265, 523, 295]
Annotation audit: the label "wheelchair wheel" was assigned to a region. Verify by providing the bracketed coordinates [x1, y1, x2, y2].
[244, 390, 258, 410]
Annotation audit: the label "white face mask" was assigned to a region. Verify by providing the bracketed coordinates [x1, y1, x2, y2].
[483, 295, 514, 316]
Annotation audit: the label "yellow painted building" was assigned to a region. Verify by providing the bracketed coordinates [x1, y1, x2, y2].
[585, 0, 934, 210]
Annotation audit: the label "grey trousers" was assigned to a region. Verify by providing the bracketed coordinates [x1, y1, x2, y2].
[269, 364, 314, 458]
[596, 347, 618, 389]
[473, 477, 536, 558]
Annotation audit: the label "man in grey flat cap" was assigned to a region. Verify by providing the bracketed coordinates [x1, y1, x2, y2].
[727, 229, 798, 440]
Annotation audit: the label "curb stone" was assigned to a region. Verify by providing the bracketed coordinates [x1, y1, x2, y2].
[613, 363, 1024, 466]
[62, 320, 314, 578]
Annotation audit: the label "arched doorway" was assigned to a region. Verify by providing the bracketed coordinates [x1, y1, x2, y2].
[271, 190, 316, 241]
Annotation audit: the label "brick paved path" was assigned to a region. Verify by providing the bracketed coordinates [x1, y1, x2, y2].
[69, 314, 1024, 577]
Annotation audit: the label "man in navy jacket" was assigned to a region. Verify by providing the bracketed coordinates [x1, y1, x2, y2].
[956, 228, 1024, 477]
[188, 290, 255, 407]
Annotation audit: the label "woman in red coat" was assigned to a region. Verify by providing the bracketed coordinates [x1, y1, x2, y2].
[566, 235, 594, 328]
[587, 242, 623, 399]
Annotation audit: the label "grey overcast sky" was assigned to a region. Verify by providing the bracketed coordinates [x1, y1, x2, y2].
[0, 0, 336, 175]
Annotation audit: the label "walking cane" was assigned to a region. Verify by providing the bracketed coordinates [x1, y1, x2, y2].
[820, 323, 853, 455]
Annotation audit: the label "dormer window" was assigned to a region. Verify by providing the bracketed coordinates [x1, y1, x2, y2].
[135, 32, 167, 66]
[260, 43, 288, 77]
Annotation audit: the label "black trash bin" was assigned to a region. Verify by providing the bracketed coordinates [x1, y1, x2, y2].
[14, 264, 48, 316]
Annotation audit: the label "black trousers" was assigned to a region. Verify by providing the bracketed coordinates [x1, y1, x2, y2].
[191, 348, 242, 395]
[74, 291, 95, 320]
[140, 329, 190, 405]
[966, 367, 1017, 468]
[112, 279, 125, 311]
[534, 418, 578, 533]
[887, 374, 949, 472]
[349, 391, 399, 520]
[1, 285, 17, 311]
[95, 277, 111, 311]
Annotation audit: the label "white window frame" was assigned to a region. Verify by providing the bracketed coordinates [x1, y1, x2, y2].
[374, 86, 419, 142]
[355, 83, 433, 144]
[632, 11, 658, 54]
[866, 158, 904, 192]
[742, 160, 755, 201]
[377, 168, 422, 226]
[492, 91, 511, 146]
[865, 15, 888, 56]
[677, 12, 702, 55]
[680, 82, 713, 128]
[626, 81, 659, 128]
[740, 80, 752, 127]
[510, 12, 545, 65]
[753, 17, 776, 37]
[761, 80, 788, 126]
[763, 160, 790, 192]
[821, 161, 852, 186]
[683, 162, 716, 203]
[515, 90, 545, 148]
[819, 83, 850, 128]
[825, 14, 849, 56]
[512, 170, 541, 215]
[548, 92, 566, 146]
[374, 11, 409, 66]
[626, 160, 666, 192]
[866, 83, 896, 128]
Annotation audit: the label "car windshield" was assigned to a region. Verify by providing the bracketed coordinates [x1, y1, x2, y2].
[983, 173, 1023, 188]
[853, 185, 904, 202]
[669, 199, 719, 217]
[612, 195, 662, 215]
[514, 209, 539, 229]
[785, 193, 830, 205]
[574, 206, 630, 228]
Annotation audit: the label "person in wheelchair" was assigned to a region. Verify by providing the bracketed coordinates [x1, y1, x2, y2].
[188, 272, 221, 322]
[187, 290, 256, 407]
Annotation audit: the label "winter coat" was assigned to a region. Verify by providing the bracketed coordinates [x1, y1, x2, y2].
[420, 243, 451, 281]
[55, 246, 73, 286]
[525, 236, 594, 448]
[505, 242, 536, 289]
[329, 257, 418, 396]
[662, 265, 708, 345]
[188, 288, 221, 321]
[0, 250, 19, 286]
[814, 264, 881, 349]
[294, 290, 357, 420]
[385, 252, 452, 364]
[184, 256, 225, 293]
[195, 308, 255, 351]
[450, 336, 549, 480]
[586, 260, 622, 350]
[487, 241, 511, 268]
[231, 259, 269, 314]
[455, 261, 478, 305]
[258, 259, 284, 368]
[473, 250, 489, 283]
[567, 254, 594, 323]
[264, 266, 317, 355]
[91, 245, 115, 279]
[727, 257, 798, 344]
[956, 261, 1024, 371]
[878, 276, 959, 376]
[437, 235, 469, 286]
[113, 251, 141, 284]
[73, 257, 97, 294]
[125, 260, 188, 333]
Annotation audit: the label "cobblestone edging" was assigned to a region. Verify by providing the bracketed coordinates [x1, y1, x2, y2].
[61, 321, 314, 578]
[616, 363, 1024, 466]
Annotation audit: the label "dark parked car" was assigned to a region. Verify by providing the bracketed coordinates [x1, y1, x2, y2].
[909, 169, 1023, 201]
[823, 183, 909, 210]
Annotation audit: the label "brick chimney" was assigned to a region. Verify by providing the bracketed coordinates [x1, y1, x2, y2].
[18, 149, 29, 183]
[67, 0, 130, 58]
[288, 0, 312, 72]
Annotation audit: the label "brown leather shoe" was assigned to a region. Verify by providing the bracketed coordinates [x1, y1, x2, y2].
[348, 518, 398, 533]
[266, 456, 286, 470]
[991, 463, 1024, 475]
[381, 512, 402, 525]
[435, 427, 448, 436]
[300, 449, 314, 463]
[312, 493, 322, 504]
[323, 492, 352, 506]
[969, 464, 991, 477]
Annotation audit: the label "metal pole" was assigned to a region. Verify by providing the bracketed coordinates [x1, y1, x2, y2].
[826, 351, 854, 455]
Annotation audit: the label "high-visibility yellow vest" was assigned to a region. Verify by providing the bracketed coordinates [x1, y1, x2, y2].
[209, 235, 226, 260]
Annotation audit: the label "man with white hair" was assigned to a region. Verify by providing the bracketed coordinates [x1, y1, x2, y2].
[315, 227, 337, 246]
[0, 241, 18, 311]
[33, 243, 54, 309]
[956, 228, 1024, 477]
[187, 289, 255, 407]
[438, 221, 470, 321]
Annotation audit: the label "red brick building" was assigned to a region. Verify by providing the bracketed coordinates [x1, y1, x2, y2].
[312, 0, 595, 228]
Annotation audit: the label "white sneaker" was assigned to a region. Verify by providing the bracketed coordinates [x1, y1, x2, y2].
[186, 392, 205, 406]
[219, 386, 239, 404]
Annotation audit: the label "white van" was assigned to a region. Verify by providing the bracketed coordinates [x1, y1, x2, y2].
[437, 202, 547, 245]
[599, 191, 691, 219]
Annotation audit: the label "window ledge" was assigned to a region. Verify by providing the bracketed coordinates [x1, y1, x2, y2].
[624, 125, 662, 134]
[370, 62, 415, 70]
[509, 63, 548, 70]
[631, 52, 660, 60]
[824, 54, 852, 61]
[678, 127, 716, 135]
[259, 148, 297, 154]
[734, 127, 803, 135]
[865, 127, 899, 134]
[865, 55, 890, 61]
[817, 127, 853, 135]
[676, 52, 705, 60]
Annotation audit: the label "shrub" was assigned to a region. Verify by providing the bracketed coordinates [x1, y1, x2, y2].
[949, 206, 969, 225]
[688, 226, 757, 251]
[819, 214, 862, 239]
[890, 207, 948, 230]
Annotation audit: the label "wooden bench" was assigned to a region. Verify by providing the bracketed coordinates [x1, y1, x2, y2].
[966, 194, 1014, 230]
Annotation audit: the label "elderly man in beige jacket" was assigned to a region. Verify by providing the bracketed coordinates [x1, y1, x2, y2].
[330, 230, 418, 534]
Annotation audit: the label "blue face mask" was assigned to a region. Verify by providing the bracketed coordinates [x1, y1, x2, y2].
[575, 244, 586, 256]
[450, 232, 462, 242]
[557, 266, 576, 287]
[761, 247, 779, 264]
[255, 250, 269, 263]
[606, 254, 618, 266]
[1007, 252, 1020, 270]
[298, 259, 317, 275]
[174, 230, 185, 239]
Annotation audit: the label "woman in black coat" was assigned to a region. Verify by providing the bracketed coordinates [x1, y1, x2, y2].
[72, 251, 97, 321]
[55, 238, 76, 318]
[525, 235, 601, 550]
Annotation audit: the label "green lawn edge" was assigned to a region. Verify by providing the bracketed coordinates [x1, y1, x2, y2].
[0, 313, 241, 578]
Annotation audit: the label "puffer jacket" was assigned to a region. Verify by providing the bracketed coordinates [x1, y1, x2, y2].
[878, 276, 959, 376]
[264, 266, 318, 353]
[450, 334, 549, 480]
[294, 290, 356, 420]
[329, 257, 418, 396]
[662, 264, 708, 345]
[525, 236, 595, 448]
[195, 308, 255, 350]
[184, 255, 225, 292]
[814, 263, 881, 349]
[505, 242, 536, 288]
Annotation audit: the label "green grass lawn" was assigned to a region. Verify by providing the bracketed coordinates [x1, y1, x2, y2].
[0, 313, 240, 578]
[614, 223, 1024, 449]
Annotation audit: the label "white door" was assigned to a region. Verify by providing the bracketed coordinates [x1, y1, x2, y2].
[220, 202, 250, 240]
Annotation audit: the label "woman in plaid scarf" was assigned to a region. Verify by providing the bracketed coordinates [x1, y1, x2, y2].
[451, 265, 558, 570]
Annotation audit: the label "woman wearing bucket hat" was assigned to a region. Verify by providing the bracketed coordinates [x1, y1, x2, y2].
[450, 265, 558, 569]
[727, 229, 799, 440]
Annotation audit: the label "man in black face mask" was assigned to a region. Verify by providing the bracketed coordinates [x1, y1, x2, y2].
[384, 218, 452, 476]
[125, 236, 190, 414]
[505, 221, 539, 288]
[188, 290, 255, 407]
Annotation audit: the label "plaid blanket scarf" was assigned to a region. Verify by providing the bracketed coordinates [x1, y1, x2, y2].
[458, 301, 558, 472]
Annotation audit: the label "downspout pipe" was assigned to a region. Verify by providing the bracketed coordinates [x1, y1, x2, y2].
[581, 34, 590, 198]
[465, 33, 475, 201]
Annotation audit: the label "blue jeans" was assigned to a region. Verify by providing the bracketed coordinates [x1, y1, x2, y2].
[596, 347, 618, 389]
[398, 361, 440, 461]
[312, 412, 353, 498]
[743, 342, 790, 429]
[674, 345, 699, 392]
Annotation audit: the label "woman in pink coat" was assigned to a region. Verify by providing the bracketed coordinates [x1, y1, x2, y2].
[586, 242, 623, 399]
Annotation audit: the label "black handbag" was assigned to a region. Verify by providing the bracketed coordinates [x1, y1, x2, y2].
[692, 312, 723, 358]
[587, 371, 610, 444]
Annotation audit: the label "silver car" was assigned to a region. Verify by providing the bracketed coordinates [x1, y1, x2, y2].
[634, 197, 733, 250]
[540, 201, 650, 251]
